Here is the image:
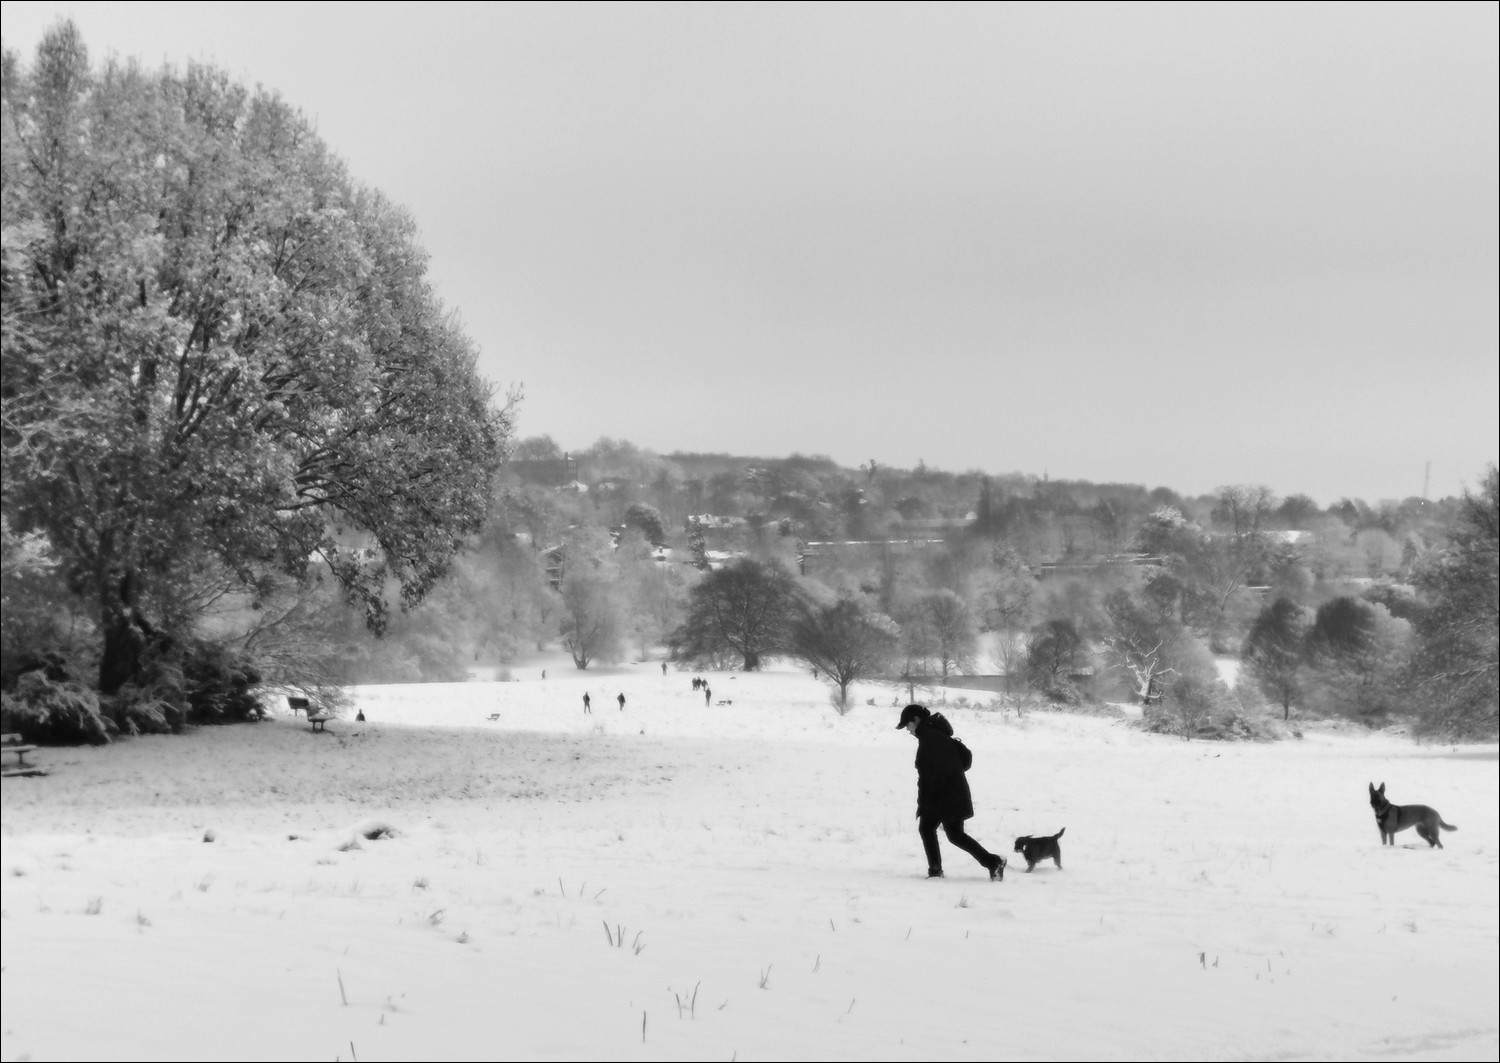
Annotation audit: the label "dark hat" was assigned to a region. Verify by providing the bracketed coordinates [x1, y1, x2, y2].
[896, 704, 930, 730]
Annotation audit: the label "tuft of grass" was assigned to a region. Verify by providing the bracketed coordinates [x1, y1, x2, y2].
[195, 873, 214, 892]
[412, 876, 429, 891]
[758, 965, 771, 990]
[84, 897, 103, 915]
[428, 909, 446, 927]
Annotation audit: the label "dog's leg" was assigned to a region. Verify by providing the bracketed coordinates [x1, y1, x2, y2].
[1054, 853, 1062, 870]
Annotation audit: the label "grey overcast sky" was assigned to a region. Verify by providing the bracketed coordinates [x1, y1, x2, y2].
[3, 1, 1496, 503]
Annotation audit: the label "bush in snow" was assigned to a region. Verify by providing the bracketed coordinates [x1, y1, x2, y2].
[1, 671, 111, 744]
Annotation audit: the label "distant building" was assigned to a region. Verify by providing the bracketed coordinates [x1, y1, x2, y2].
[1034, 554, 1161, 579]
[798, 538, 946, 578]
[890, 514, 977, 537]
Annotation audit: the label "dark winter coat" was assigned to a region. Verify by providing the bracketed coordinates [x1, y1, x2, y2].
[913, 712, 974, 822]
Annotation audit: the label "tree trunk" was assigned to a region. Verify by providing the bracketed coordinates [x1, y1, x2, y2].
[98, 570, 159, 694]
[99, 606, 146, 694]
[743, 649, 760, 670]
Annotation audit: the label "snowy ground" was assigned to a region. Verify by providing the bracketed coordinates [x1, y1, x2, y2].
[3, 658, 1496, 1062]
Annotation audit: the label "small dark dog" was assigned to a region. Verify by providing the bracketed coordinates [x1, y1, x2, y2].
[1369, 782, 1457, 848]
[1013, 827, 1065, 872]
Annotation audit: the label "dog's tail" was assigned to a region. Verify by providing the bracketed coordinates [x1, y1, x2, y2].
[1054, 827, 1066, 840]
[1439, 820, 1458, 832]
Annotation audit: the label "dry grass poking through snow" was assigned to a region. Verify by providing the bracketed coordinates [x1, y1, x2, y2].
[0, 722, 655, 833]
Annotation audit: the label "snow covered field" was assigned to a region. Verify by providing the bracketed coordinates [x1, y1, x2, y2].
[2, 660, 1496, 1062]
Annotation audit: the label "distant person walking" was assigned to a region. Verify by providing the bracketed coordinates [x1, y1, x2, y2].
[897, 704, 1004, 881]
[704, 685, 712, 706]
[617, 692, 626, 711]
[662, 661, 668, 676]
[583, 692, 591, 714]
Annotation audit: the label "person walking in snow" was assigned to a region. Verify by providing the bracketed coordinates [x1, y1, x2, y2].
[582, 692, 591, 714]
[617, 692, 626, 711]
[897, 704, 1004, 881]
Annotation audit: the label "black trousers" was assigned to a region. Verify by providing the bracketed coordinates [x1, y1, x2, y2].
[919, 813, 995, 873]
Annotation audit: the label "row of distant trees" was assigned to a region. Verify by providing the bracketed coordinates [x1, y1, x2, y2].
[507, 434, 1459, 572]
[212, 461, 1490, 739]
[652, 471, 1495, 735]
[1243, 469, 1497, 736]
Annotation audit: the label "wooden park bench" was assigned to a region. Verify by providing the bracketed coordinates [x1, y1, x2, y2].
[287, 695, 311, 716]
[307, 711, 333, 733]
[2, 733, 45, 778]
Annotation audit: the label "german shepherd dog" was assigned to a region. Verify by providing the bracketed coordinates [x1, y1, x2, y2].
[1369, 783, 1457, 848]
[1013, 827, 1065, 871]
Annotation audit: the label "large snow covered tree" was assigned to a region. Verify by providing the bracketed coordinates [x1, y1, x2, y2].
[1, 25, 511, 692]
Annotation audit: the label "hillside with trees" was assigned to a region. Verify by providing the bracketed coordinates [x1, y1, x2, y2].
[285, 429, 1491, 741]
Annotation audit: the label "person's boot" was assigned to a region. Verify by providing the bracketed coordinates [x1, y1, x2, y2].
[988, 855, 1006, 881]
[927, 868, 944, 878]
